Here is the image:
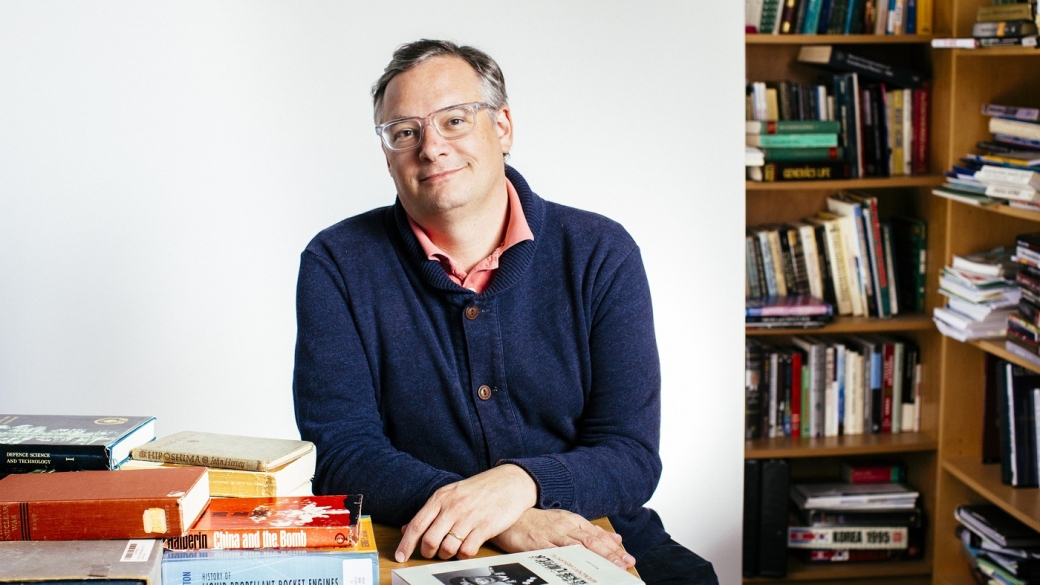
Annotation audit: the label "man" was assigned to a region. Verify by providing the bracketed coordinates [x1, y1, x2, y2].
[293, 39, 717, 585]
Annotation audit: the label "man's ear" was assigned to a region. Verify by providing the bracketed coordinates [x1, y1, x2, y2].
[495, 105, 514, 154]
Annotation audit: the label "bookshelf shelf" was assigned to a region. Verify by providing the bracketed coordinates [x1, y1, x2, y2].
[949, 46, 1040, 58]
[743, 556, 932, 582]
[745, 314, 934, 336]
[746, 34, 933, 45]
[968, 339, 1040, 374]
[974, 202, 1040, 224]
[942, 457, 1040, 535]
[746, 175, 945, 191]
[745, 431, 937, 459]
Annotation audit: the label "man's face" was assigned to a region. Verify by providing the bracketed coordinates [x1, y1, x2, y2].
[378, 56, 513, 223]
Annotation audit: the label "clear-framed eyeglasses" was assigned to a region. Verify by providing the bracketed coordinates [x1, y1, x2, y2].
[375, 102, 494, 151]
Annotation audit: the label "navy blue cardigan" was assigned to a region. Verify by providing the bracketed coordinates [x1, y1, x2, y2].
[293, 167, 668, 558]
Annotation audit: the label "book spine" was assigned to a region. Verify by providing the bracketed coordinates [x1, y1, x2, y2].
[165, 527, 359, 550]
[881, 222, 899, 316]
[870, 346, 882, 434]
[767, 229, 788, 296]
[824, 345, 838, 437]
[791, 352, 803, 438]
[779, 0, 800, 33]
[789, 525, 909, 549]
[758, 459, 790, 578]
[0, 445, 113, 473]
[901, 88, 913, 175]
[760, 0, 783, 33]
[844, 466, 904, 483]
[779, 230, 799, 297]
[0, 497, 189, 540]
[822, 220, 854, 315]
[161, 551, 379, 585]
[916, 0, 932, 34]
[827, 0, 851, 33]
[891, 89, 905, 177]
[751, 120, 843, 134]
[746, 343, 764, 440]
[749, 133, 840, 147]
[802, 0, 824, 33]
[757, 162, 850, 182]
[862, 202, 888, 317]
[787, 228, 811, 296]
[891, 340, 904, 433]
[882, 342, 895, 433]
[801, 363, 811, 437]
[743, 460, 761, 577]
[912, 84, 930, 175]
[817, 0, 835, 33]
[844, 0, 865, 34]
[799, 225, 824, 299]
[131, 449, 266, 472]
[973, 20, 1037, 38]
[905, 0, 916, 34]
[977, 3, 1034, 22]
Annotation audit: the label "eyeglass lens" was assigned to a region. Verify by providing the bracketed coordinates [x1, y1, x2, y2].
[383, 105, 478, 150]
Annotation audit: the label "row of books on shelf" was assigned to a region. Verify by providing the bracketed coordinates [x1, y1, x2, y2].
[745, 0, 932, 35]
[746, 194, 927, 321]
[745, 334, 921, 440]
[744, 458, 923, 578]
[933, 103, 1040, 210]
[746, 46, 929, 182]
[933, 1, 1040, 48]
[0, 415, 642, 585]
[958, 503, 1040, 584]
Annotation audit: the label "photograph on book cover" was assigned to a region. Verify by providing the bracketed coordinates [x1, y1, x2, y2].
[431, 564, 547, 585]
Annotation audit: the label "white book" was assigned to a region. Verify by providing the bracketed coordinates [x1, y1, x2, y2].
[806, 215, 854, 315]
[391, 545, 644, 585]
[977, 165, 1040, 190]
[990, 117, 1040, 142]
[934, 318, 1006, 342]
[933, 307, 1014, 330]
[820, 208, 867, 316]
[795, 222, 824, 300]
[789, 525, 910, 550]
[825, 344, 839, 437]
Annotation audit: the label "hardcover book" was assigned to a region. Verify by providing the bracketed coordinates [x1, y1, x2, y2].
[0, 414, 156, 473]
[164, 494, 362, 550]
[791, 482, 919, 510]
[788, 525, 909, 549]
[163, 516, 379, 585]
[121, 443, 316, 498]
[0, 466, 209, 540]
[391, 544, 644, 585]
[797, 46, 926, 89]
[131, 431, 314, 472]
[0, 539, 162, 585]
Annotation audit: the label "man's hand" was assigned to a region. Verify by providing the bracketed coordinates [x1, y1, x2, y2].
[491, 509, 636, 570]
[395, 464, 537, 563]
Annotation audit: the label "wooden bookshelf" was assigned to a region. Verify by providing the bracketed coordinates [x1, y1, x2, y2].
[746, 314, 934, 336]
[928, 8, 1040, 582]
[746, 431, 937, 459]
[744, 20, 943, 581]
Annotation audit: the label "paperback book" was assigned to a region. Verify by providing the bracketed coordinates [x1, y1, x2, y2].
[132, 431, 314, 472]
[0, 539, 162, 585]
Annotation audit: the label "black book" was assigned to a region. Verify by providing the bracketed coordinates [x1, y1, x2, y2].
[995, 360, 1040, 487]
[957, 504, 1040, 549]
[0, 414, 156, 473]
[785, 226, 812, 296]
[759, 459, 790, 578]
[743, 459, 762, 577]
[746, 341, 765, 441]
[812, 223, 838, 307]
[799, 506, 923, 528]
[799, 45, 926, 89]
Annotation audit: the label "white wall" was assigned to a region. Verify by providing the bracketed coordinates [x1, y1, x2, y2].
[0, 2, 745, 582]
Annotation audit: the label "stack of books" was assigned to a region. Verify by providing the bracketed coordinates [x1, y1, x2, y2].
[934, 247, 1020, 342]
[934, 3, 1040, 48]
[0, 414, 378, 585]
[957, 504, 1040, 583]
[1008, 232, 1040, 357]
[745, 335, 921, 440]
[934, 103, 1040, 210]
[746, 197, 927, 320]
[125, 430, 317, 497]
[788, 476, 923, 564]
[745, 0, 932, 36]
[746, 46, 930, 183]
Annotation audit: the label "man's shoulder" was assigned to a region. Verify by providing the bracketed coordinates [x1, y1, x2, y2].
[303, 206, 392, 258]
[543, 200, 638, 250]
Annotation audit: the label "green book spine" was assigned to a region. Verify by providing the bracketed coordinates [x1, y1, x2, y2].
[763, 146, 844, 162]
[801, 363, 811, 437]
[747, 133, 840, 147]
[747, 120, 843, 134]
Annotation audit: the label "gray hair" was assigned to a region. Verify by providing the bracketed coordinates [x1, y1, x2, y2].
[372, 39, 508, 122]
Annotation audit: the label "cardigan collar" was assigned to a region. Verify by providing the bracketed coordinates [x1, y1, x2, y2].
[390, 165, 544, 298]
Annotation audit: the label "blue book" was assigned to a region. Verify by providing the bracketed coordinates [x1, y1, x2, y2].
[0, 414, 156, 472]
[836, 344, 846, 435]
[817, 0, 835, 34]
[905, 0, 917, 34]
[802, 0, 825, 33]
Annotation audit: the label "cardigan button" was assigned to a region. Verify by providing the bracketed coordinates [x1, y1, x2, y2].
[477, 385, 492, 400]
[465, 306, 480, 320]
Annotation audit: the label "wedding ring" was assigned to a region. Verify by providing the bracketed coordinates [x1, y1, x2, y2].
[447, 530, 463, 542]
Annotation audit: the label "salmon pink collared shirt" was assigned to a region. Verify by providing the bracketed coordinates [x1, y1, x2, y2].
[407, 179, 534, 293]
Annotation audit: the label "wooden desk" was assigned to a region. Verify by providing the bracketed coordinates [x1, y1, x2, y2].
[373, 518, 632, 585]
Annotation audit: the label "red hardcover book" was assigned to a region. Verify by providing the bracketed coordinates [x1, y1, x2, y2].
[912, 83, 931, 175]
[791, 351, 803, 438]
[0, 466, 209, 541]
[164, 494, 363, 550]
[841, 460, 906, 483]
[881, 341, 895, 433]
